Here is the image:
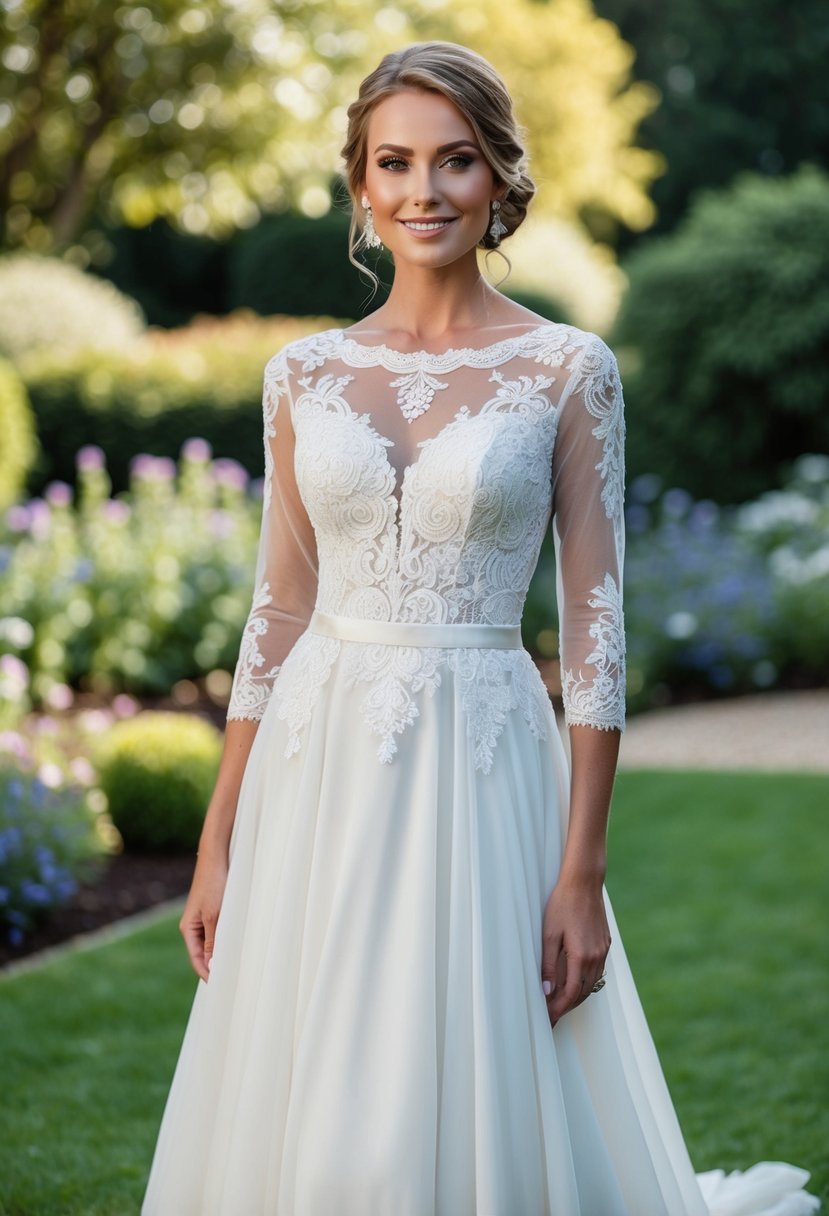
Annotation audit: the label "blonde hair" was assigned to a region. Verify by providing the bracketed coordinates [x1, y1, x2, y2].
[340, 41, 535, 292]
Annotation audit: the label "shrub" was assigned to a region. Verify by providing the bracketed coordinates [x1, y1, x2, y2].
[613, 164, 829, 503]
[0, 254, 145, 364]
[1, 443, 260, 700]
[96, 712, 222, 853]
[0, 358, 37, 511]
[0, 763, 106, 948]
[228, 208, 387, 318]
[20, 311, 338, 495]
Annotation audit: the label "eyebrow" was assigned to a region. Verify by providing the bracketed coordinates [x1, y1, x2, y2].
[373, 140, 479, 155]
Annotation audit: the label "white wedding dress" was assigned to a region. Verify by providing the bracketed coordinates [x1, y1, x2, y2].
[142, 323, 819, 1215]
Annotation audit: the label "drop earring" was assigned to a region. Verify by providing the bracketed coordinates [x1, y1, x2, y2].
[360, 194, 383, 249]
[489, 199, 508, 245]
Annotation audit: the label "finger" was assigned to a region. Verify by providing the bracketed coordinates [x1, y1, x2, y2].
[549, 952, 588, 1022]
[180, 916, 209, 983]
[547, 945, 570, 1028]
[541, 930, 562, 1002]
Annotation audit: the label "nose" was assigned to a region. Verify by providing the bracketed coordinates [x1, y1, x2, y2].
[410, 167, 440, 210]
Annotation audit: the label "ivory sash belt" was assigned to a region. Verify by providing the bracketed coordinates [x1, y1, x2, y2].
[308, 609, 522, 650]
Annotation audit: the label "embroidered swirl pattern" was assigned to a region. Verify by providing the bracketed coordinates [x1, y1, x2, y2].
[227, 323, 627, 765]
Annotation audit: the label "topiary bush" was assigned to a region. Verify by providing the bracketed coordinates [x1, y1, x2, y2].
[0, 357, 37, 510]
[613, 164, 829, 503]
[96, 712, 222, 853]
[0, 254, 146, 364]
[0, 763, 106, 948]
[20, 312, 339, 495]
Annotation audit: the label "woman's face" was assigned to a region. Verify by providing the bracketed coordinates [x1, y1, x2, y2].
[361, 88, 502, 269]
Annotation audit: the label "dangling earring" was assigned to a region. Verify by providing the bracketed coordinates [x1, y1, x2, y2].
[489, 199, 508, 245]
[360, 194, 383, 249]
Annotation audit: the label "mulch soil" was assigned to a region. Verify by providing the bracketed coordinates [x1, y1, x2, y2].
[0, 852, 194, 970]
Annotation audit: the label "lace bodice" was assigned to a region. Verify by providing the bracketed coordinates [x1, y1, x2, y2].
[226, 322, 626, 771]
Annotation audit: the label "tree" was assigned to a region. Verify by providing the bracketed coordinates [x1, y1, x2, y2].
[592, 0, 829, 242]
[0, 0, 664, 255]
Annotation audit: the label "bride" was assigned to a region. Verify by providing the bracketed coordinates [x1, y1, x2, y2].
[142, 41, 820, 1215]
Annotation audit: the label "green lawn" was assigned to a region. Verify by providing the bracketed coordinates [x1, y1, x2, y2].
[1, 770, 826, 1214]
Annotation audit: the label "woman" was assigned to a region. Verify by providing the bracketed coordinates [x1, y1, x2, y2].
[142, 42, 819, 1215]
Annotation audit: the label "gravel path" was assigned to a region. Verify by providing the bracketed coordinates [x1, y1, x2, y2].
[616, 690, 829, 773]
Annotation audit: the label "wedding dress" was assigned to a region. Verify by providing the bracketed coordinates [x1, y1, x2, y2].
[142, 322, 819, 1215]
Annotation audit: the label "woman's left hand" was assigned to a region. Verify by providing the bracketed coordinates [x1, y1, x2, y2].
[541, 876, 611, 1028]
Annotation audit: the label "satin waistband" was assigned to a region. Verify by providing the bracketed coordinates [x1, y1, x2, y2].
[308, 609, 523, 650]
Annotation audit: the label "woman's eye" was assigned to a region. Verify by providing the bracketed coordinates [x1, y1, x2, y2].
[377, 156, 407, 171]
[442, 154, 473, 169]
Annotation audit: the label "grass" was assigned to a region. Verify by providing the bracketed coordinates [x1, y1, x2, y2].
[1, 770, 826, 1214]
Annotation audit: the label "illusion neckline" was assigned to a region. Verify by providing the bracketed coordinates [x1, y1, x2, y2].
[334, 321, 561, 368]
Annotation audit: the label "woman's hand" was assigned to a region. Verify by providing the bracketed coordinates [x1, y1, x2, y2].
[179, 848, 229, 982]
[541, 875, 611, 1028]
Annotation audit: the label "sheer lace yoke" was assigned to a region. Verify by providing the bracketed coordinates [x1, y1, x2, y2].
[226, 321, 628, 772]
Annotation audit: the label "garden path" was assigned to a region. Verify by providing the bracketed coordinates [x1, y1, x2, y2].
[614, 689, 829, 773]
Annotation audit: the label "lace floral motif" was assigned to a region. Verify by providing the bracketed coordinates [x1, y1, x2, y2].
[227, 582, 283, 719]
[390, 368, 449, 421]
[566, 336, 626, 528]
[269, 634, 552, 774]
[227, 321, 627, 756]
[561, 573, 625, 731]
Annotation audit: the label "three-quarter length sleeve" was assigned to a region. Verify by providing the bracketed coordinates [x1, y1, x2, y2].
[226, 349, 319, 722]
[551, 334, 626, 731]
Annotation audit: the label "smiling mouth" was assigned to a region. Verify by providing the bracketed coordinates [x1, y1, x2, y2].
[399, 218, 458, 232]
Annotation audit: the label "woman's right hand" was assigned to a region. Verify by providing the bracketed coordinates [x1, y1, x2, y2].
[179, 848, 229, 982]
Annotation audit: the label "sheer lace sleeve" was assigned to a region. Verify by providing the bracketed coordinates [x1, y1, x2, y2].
[551, 334, 626, 731]
[226, 349, 319, 722]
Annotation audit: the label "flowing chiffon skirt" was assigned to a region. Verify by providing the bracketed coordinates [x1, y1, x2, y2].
[141, 650, 819, 1215]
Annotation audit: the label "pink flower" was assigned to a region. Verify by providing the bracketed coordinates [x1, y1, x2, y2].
[45, 481, 73, 508]
[77, 445, 105, 472]
[182, 437, 212, 463]
[112, 693, 140, 718]
[45, 683, 74, 710]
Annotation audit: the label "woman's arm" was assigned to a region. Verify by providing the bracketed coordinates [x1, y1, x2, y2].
[540, 332, 627, 1026]
[180, 347, 319, 982]
[542, 725, 619, 1026]
[179, 719, 259, 982]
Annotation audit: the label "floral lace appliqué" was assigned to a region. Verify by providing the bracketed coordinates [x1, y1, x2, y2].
[561, 572, 625, 731]
[390, 368, 449, 422]
[227, 582, 283, 720]
[269, 634, 552, 774]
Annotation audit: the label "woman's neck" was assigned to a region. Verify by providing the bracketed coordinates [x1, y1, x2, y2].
[366, 253, 511, 344]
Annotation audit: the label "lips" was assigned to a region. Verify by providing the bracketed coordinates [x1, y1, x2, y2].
[398, 218, 457, 232]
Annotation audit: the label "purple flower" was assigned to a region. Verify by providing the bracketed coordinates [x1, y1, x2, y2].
[77, 445, 105, 472]
[103, 500, 131, 524]
[44, 481, 73, 508]
[20, 880, 51, 907]
[152, 456, 177, 481]
[212, 458, 249, 491]
[5, 505, 31, 532]
[7, 926, 24, 947]
[28, 499, 52, 539]
[131, 454, 176, 481]
[130, 453, 156, 478]
[182, 437, 212, 463]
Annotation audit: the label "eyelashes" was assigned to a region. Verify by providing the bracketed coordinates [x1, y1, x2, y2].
[376, 154, 475, 171]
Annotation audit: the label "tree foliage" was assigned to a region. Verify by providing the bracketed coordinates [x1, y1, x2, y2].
[593, 0, 829, 241]
[0, 0, 663, 254]
[613, 165, 829, 502]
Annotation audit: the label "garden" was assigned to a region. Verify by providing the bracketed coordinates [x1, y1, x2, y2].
[1, 0, 828, 1207]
